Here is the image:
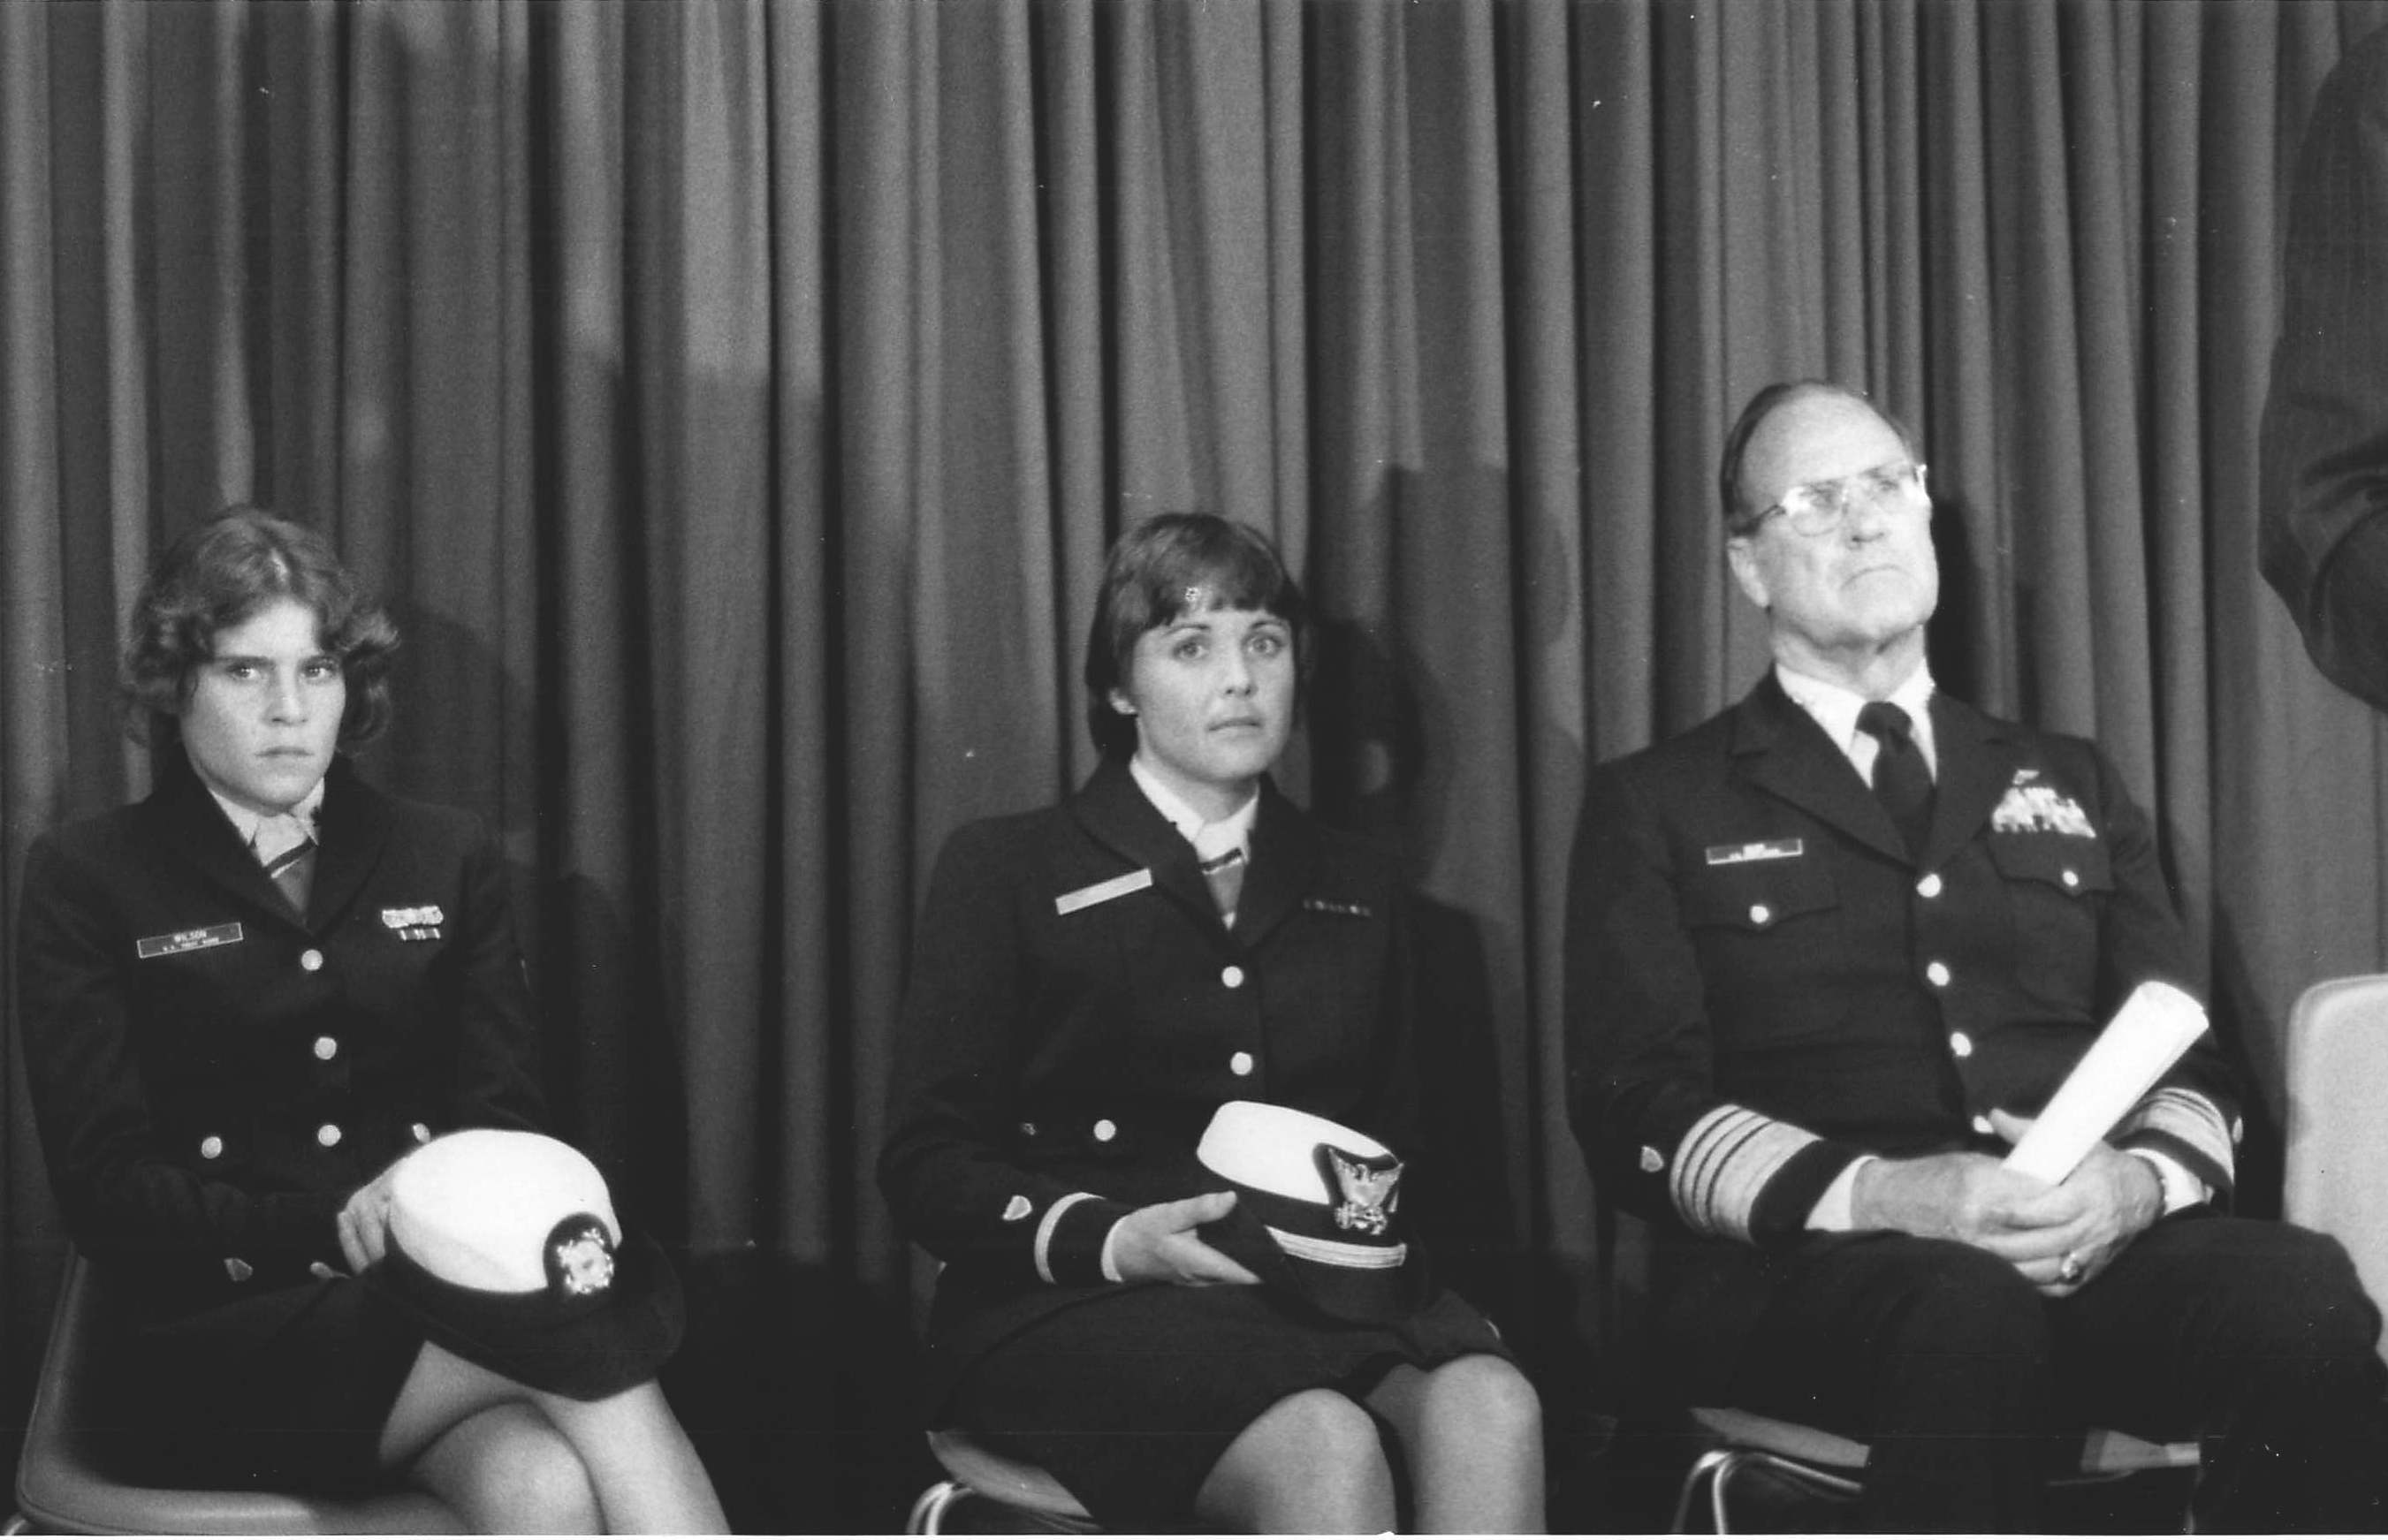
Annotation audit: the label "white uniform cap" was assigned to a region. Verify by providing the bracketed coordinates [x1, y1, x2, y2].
[1198, 1100, 1391, 1200]
[387, 1129, 622, 1294]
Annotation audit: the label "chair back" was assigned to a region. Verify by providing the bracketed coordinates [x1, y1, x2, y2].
[12, 1248, 460, 1535]
[2284, 973, 2388, 1364]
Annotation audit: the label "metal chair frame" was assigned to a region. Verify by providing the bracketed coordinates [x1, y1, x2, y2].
[1669, 1406, 2199, 1534]
[906, 1428, 1098, 1535]
[6, 1248, 459, 1536]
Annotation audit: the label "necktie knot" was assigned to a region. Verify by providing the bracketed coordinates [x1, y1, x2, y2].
[1194, 825, 1246, 924]
[1855, 700, 1914, 749]
[255, 815, 317, 918]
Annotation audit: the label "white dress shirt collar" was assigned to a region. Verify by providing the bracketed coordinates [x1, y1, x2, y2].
[1775, 659, 1939, 780]
[205, 776, 327, 864]
[1128, 755, 1259, 856]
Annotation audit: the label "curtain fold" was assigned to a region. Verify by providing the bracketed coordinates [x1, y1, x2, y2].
[6, 0, 2388, 1524]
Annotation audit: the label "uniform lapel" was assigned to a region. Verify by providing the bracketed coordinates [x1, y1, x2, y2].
[1230, 780, 1316, 947]
[1068, 761, 1219, 926]
[1730, 672, 1911, 865]
[1919, 694, 2027, 868]
[145, 755, 301, 921]
[307, 758, 395, 933]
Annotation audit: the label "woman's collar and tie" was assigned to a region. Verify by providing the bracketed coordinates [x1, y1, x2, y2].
[203, 771, 326, 918]
[1128, 755, 1257, 925]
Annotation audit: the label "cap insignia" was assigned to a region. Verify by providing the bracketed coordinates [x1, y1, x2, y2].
[1322, 1144, 1402, 1236]
[549, 1218, 617, 1297]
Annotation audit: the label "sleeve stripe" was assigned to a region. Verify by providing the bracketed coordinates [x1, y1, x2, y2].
[2113, 1087, 2233, 1182]
[1671, 1104, 1821, 1241]
[1034, 1191, 1098, 1284]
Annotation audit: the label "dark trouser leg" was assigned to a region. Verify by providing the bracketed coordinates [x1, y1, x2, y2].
[2050, 1214, 2388, 1533]
[1707, 1233, 2061, 1532]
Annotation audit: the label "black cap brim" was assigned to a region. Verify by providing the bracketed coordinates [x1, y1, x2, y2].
[364, 1227, 684, 1401]
[1198, 1191, 1430, 1326]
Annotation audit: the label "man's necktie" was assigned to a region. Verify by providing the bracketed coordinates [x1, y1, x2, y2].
[1856, 700, 1934, 860]
[1194, 825, 1246, 924]
[255, 816, 316, 918]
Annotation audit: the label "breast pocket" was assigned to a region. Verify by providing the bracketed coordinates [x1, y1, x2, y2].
[1681, 854, 1847, 1041]
[1682, 853, 1839, 936]
[1989, 834, 2112, 1006]
[1037, 879, 1171, 1000]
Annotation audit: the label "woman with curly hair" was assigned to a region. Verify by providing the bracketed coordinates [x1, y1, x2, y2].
[17, 506, 725, 1532]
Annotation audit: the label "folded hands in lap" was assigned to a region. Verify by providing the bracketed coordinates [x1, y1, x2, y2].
[1852, 1111, 2163, 1297]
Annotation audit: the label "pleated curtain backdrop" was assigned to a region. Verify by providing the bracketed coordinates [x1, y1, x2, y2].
[4, 0, 2387, 1526]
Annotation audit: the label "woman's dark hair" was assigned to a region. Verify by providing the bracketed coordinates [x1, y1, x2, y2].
[1083, 513, 1310, 762]
[1719, 379, 1920, 535]
[123, 505, 399, 749]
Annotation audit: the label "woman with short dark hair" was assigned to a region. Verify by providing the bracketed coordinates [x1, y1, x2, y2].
[17, 506, 726, 1533]
[881, 512, 1546, 1532]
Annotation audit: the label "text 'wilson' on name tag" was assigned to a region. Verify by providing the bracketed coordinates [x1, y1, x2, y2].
[137, 922, 245, 960]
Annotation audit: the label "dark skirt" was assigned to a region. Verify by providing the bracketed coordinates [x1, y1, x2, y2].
[103, 1275, 426, 1493]
[944, 1280, 1511, 1529]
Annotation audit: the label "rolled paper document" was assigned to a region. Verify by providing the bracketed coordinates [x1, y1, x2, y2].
[2002, 980, 2210, 1184]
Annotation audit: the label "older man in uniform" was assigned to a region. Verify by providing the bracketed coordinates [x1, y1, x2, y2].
[1566, 380, 2388, 1531]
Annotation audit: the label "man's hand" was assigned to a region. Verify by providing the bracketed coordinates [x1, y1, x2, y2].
[1975, 1110, 2164, 1295]
[1107, 1192, 1265, 1287]
[1850, 1114, 2164, 1296]
[1851, 1149, 2048, 1247]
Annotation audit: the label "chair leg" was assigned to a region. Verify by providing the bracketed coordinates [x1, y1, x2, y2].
[907, 1478, 967, 1535]
[1710, 1450, 1748, 1535]
[1678, 1445, 1869, 1533]
[1671, 1447, 1735, 1533]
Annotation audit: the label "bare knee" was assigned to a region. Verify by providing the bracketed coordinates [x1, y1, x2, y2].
[1271, 1385, 1391, 1467]
[1422, 1354, 1542, 1441]
[1198, 1388, 1394, 1532]
[498, 1430, 603, 1535]
[414, 1403, 602, 1533]
[1378, 1357, 1547, 1531]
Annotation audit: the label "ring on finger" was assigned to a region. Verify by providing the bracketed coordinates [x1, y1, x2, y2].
[2057, 1250, 2084, 1284]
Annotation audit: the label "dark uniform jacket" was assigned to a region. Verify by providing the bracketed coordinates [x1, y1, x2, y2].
[878, 760, 1418, 1404]
[1565, 675, 2239, 1300]
[18, 753, 546, 1321]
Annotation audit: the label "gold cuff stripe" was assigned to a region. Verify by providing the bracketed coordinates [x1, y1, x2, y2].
[1672, 1104, 1820, 1242]
[1033, 1191, 1098, 1284]
[2114, 1087, 2233, 1182]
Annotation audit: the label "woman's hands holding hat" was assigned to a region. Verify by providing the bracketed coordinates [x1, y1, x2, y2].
[1109, 1191, 1263, 1287]
[338, 1164, 401, 1273]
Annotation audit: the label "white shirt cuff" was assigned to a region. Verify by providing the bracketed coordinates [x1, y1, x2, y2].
[2126, 1148, 2209, 1215]
[1806, 1156, 1877, 1231]
[1099, 1217, 1125, 1283]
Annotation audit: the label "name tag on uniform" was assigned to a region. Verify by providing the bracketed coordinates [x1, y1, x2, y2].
[1706, 838, 1803, 866]
[137, 922, 243, 960]
[1055, 869, 1153, 915]
[1303, 897, 1374, 918]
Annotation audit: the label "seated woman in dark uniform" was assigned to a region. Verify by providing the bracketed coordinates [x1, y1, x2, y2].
[16, 508, 726, 1533]
[879, 513, 1545, 1532]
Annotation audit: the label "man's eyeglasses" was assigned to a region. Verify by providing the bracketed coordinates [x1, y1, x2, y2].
[1736, 460, 1929, 538]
